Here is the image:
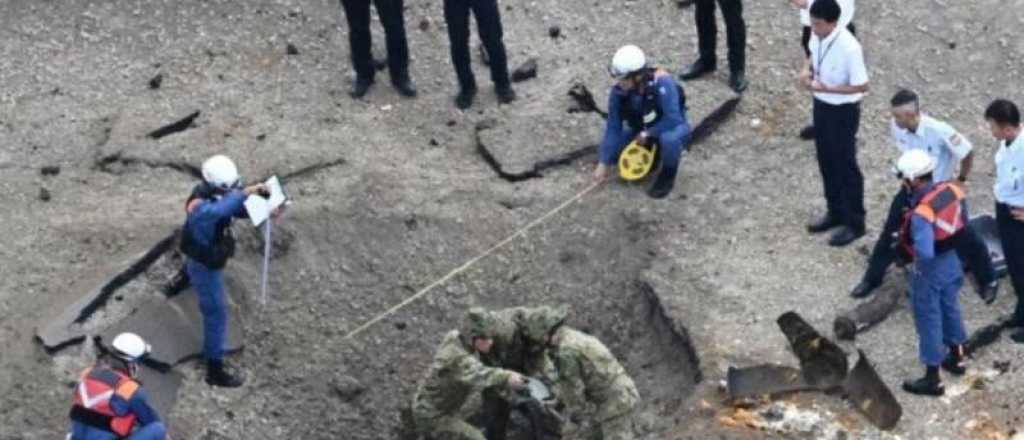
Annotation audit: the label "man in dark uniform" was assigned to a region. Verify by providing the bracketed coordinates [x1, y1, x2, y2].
[181, 155, 272, 387]
[679, 0, 748, 93]
[68, 333, 166, 440]
[892, 150, 970, 397]
[594, 45, 692, 199]
[340, 0, 416, 99]
[443, 0, 516, 109]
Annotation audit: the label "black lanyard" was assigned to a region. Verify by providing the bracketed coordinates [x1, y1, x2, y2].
[814, 33, 839, 80]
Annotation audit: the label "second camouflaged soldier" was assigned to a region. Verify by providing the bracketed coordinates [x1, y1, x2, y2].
[525, 312, 640, 440]
[411, 310, 524, 440]
[474, 306, 563, 440]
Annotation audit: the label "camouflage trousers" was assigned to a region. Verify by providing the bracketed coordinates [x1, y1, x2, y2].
[415, 416, 486, 440]
[593, 375, 639, 440]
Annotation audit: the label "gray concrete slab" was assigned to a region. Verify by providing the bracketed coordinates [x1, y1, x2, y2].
[134, 365, 184, 421]
[100, 278, 246, 366]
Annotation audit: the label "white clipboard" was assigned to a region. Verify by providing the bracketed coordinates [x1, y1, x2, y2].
[244, 175, 288, 227]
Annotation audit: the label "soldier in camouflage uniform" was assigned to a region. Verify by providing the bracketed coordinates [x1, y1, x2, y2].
[476, 306, 566, 440]
[412, 308, 525, 440]
[523, 312, 639, 440]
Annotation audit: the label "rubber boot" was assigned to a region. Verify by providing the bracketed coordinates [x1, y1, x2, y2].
[940, 345, 966, 376]
[647, 166, 678, 199]
[902, 366, 943, 396]
[206, 359, 244, 388]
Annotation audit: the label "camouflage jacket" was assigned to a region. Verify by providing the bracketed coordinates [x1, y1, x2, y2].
[550, 327, 638, 417]
[412, 330, 515, 421]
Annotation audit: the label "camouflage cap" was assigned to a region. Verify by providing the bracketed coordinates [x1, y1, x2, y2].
[462, 307, 499, 339]
[517, 305, 569, 344]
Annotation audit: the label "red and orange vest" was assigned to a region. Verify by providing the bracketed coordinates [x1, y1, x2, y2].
[69, 367, 140, 437]
[898, 182, 966, 259]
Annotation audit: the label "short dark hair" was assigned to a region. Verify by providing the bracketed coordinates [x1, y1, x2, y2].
[890, 89, 919, 109]
[985, 99, 1021, 126]
[810, 0, 841, 23]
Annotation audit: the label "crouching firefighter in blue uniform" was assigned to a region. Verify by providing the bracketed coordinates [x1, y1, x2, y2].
[68, 333, 166, 440]
[894, 149, 970, 396]
[180, 154, 269, 388]
[592, 45, 692, 199]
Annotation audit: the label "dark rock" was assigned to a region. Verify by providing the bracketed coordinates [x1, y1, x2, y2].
[149, 73, 163, 90]
[373, 58, 387, 71]
[567, 82, 607, 118]
[676, 0, 696, 8]
[428, 138, 439, 147]
[40, 165, 60, 176]
[548, 26, 561, 38]
[511, 58, 538, 82]
[148, 111, 201, 140]
[394, 321, 407, 330]
[257, 134, 267, 141]
[446, 120, 457, 127]
[994, 360, 1011, 374]
[286, 43, 300, 55]
[419, 18, 430, 31]
[331, 375, 366, 402]
[760, 405, 784, 422]
[38, 187, 51, 202]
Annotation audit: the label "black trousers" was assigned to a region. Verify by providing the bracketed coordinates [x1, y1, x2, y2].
[801, 23, 856, 57]
[813, 99, 865, 230]
[340, 0, 410, 80]
[482, 387, 510, 440]
[443, 0, 510, 90]
[694, 0, 746, 73]
[996, 203, 1024, 324]
[863, 186, 997, 293]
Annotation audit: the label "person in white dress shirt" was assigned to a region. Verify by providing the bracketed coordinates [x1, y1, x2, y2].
[849, 89, 999, 303]
[799, 0, 869, 247]
[791, 0, 856, 140]
[985, 99, 1024, 343]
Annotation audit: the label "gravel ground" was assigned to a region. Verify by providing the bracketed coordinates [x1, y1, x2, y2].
[2, 0, 1023, 439]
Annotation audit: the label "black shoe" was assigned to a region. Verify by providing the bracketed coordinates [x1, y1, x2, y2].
[495, 85, 517, 104]
[455, 86, 477, 110]
[799, 125, 815, 140]
[829, 226, 865, 247]
[679, 58, 716, 80]
[350, 76, 374, 99]
[729, 71, 748, 93]
[940, 351, 966, 376]
[647, 167, 678, 199]
[902, 377, 944, 396]
[977, 281, 999, 305]
[391, 75, 417, 97]
[850, 279, 881, 299]
[807, 214, 841, 234]
[206, 359, 245, 388]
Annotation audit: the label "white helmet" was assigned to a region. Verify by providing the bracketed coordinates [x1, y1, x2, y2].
[609, 45, 646, 79]
[894, 149, 936, 180]
[110, 332, 151, 362]
[201, 155, 241, 190]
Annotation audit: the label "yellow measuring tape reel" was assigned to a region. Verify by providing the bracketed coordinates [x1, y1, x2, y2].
[618, 140, 658, 181]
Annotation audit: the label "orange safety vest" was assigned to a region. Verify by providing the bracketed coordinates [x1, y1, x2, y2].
[69, 367, 140, 437]
[898, 182, 966, 259]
